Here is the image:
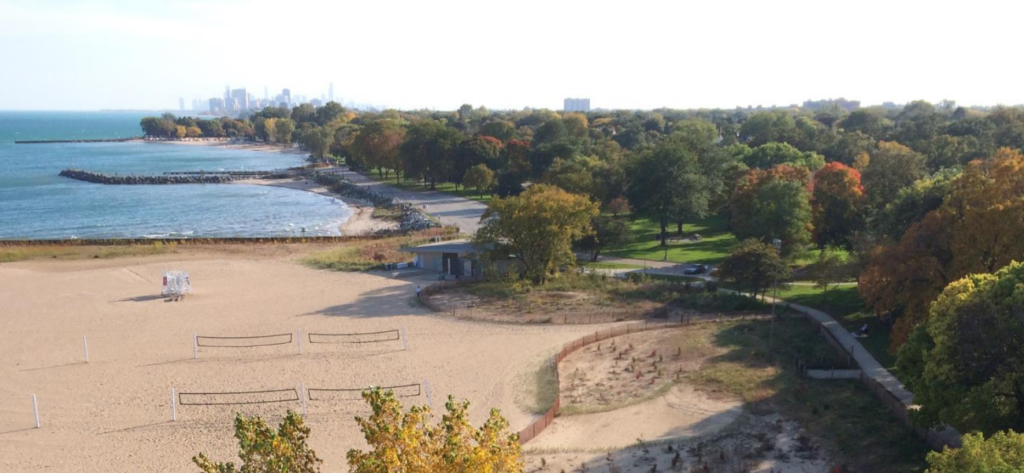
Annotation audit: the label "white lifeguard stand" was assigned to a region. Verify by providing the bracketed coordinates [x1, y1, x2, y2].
[162, 271, 192, 301]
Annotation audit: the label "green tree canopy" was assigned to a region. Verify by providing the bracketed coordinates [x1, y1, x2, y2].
[718, 238, 790, 298]
[897, 261, 1024, 434]
[193, 411, 321, 473]
[475, 184, 598, 284]
[925, 430, 1024, 472]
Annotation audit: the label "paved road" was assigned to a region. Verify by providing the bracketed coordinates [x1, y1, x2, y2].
[341, 167, 488, 234]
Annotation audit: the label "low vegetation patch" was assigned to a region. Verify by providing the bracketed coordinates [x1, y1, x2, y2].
[301, 228, 452, 271]
[0, 243, 172, 263]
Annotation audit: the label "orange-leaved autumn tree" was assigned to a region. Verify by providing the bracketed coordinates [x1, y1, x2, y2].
[728, 164, 813, 255]
[347, 388, 522, 473]
[811, 162, 865, 248]
[860, 147, 1024, 351]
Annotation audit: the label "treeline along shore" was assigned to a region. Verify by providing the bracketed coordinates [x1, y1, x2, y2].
[15, 137, 143, 144]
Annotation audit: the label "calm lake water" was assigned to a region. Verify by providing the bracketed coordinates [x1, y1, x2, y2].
[0, 111, 351, 239]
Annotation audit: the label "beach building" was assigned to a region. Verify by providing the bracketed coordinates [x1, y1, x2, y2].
[402, 240, 487, 278]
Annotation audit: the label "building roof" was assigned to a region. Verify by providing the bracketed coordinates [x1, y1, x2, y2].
[401, 239, 487, 255]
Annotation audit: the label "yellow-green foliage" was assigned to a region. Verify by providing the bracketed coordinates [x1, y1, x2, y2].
[193, 411, 322, 473]
[302, 230, 452, 272]
[926, 430, 1024, 472]
[347, 388, 522, 473]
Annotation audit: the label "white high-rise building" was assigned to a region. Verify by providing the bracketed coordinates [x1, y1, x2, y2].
[329, 82, 334, 102]
[563, 98, 591, 112]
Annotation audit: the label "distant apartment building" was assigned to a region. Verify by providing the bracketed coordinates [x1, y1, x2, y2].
[209, 97, 225, 114]
[564, 98, 591, 112]
[329, 82, 334, 102]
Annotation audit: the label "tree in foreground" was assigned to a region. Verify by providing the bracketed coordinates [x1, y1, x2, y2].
[729, 165, 813, 255]
[896, 261, 1024, 435]
[193, 410, 322, 473]
[475, 185, 598, 284]
[347, 388, 522, 473]
[925, 430, 1024, 472]
[717, 238, 790, 298]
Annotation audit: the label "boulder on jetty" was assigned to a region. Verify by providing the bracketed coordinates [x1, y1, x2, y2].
[59, 169, 237, 185]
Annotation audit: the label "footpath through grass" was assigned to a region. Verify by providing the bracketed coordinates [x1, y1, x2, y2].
[692, 315, 928, 472]
[605, 215, 738, 265]
[367, 173, 492, 203]
[773, 284, 896, 371]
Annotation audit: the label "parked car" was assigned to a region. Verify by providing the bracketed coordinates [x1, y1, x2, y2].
[684, 264, 707, 275]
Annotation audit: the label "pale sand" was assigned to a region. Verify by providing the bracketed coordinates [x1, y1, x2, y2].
[527, 384, 743, 450]
[232, 177, 398, 236]
[0, 252, 597, 472]
[146, 139, 308, 156]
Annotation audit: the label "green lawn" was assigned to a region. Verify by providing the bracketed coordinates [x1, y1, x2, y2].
[367, 174, 492, 203]
[605, 215, 738, 265]
[774, 284, 896, 371]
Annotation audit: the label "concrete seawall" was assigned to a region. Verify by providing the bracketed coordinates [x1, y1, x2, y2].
[59, 169, 237, 185]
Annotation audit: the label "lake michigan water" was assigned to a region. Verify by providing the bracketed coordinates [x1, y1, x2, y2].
[0, 111, 351, 239]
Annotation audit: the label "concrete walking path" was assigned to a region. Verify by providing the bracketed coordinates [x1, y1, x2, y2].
[340, 167, 488, 234]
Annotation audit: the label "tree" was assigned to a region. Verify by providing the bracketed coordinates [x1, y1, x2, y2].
[897, 262, 1024, 434]
[400, 120, 462, 189]
[607, 196, 631, 216]
[925, 430, 1024, 472]
[347, 388, 522, 473]
[175, 125, 187, 139]
[627, 133, 718, 246]
[193, 411, 321, 473]
[185, 125, 202, 138]
[811, 247, 848, 302]
[576, 216, 634, 262]
[480, 120, 516, 142]
[475, 185, 598, 284]
[729, 165, 813, 255]
[463, 164, 495, 197]
[744, 142, 825, 171]
[275, 119, 296, 145]
[353, 119, 407, 180]
[718, 239, 790, 298]
[315, 101, 346, 126]
[739, 111, 799, 147]
[861, 148, 1024, 351]
[811, 162, 865, 248]
[861, 141, 927, 209]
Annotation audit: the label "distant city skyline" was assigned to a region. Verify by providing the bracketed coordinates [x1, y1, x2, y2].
[2, 0, 1024, 111]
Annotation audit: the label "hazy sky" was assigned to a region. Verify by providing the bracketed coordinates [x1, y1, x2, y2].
[1, 0, 1022, 111]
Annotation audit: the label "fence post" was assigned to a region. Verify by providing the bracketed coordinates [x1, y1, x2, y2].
[171, 388, 177, 421]
[32, 394, 40, 428]
[83, 335, 89, 363]
[193, 333, 198, 359]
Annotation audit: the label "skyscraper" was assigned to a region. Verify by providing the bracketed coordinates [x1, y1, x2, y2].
[179, 97, 185, 112]
[329, 83, 334, 102]
[264, 86, 268, 100]
[282, 88, 291, 104]
[230, 88, 249, 111]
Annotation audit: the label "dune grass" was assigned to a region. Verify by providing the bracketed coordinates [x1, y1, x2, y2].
[0, 243, 171, 263]
[301, 229, 453, 272]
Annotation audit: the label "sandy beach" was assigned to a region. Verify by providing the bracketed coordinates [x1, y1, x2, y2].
[0, 249, 596, 472]
[232, 177, 398, 236]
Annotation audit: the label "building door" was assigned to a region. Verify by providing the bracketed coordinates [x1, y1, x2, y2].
[441, 253, 461, 276]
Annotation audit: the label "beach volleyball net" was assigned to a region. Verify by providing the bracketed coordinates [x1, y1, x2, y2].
[196, 332, 293, 348]
[178, 388, 300, 406]
[307, 383, 421, 401]
[308, 329, 400, 344]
